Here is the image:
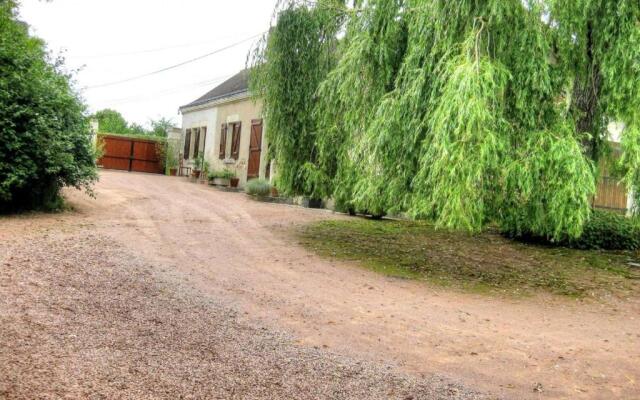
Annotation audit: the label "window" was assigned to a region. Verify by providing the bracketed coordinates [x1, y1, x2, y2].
[183, 129, 191, 159]
[193, 128, 201, 159]
[230, 122, 241, 160]
[219, 123, 227, 159]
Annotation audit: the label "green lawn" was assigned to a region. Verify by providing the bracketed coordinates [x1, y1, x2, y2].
[297, 219, 640, 298]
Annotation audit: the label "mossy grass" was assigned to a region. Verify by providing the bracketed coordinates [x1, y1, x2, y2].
[297, 218, 640, 299]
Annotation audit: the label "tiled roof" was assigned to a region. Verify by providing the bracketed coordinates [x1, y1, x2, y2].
[180, 69, 249, 110]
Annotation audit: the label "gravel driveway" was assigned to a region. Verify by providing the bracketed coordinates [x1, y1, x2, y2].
[0, 230, 485, 399]
[1, 170, 638, 399]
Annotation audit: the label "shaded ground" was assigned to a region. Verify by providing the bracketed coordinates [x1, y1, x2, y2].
[1, 170, 638, 399]
[297, 219, 640, 298]
[0, 233, 483, 400]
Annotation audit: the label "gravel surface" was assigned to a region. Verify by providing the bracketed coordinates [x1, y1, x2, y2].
[0, 231, 487, 400]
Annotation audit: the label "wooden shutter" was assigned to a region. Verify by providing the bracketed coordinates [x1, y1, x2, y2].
[183, 129, 191, 160]
[193, 128, 201, 158]
[231, 122, 242, 160]
[219, 124, 227, 159]
[201, 126, 207, 154]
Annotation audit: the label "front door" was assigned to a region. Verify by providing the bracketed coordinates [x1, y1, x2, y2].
[247, 119, 263, 179]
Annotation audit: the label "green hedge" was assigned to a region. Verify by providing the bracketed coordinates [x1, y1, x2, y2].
[564, 210, 640, 251]
[506, 210, 640, 251]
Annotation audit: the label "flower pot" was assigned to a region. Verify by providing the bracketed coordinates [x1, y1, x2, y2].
[230, 178, 240, 188]
[270, 186, 279, 197]
[192, 170, 201, 179]
[169, 168, 177, 176]
[212, 177, 230, 186]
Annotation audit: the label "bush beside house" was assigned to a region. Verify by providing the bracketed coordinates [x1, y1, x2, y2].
[245, 179, 271, 197]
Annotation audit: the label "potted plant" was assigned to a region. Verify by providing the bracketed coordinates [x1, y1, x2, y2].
[229, 170, 240, 188]
[192, 155, 207, 180]
[208, 170, 230, 187]
[165, 142, 179, 176]
[200, 159, 210, 184]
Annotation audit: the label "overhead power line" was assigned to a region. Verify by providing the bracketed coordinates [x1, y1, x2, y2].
[86, 32, 264, 90]
[96, 73, 236, 107]
[72, 35, 247, 59]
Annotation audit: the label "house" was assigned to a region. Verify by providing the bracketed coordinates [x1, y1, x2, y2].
[178, 69, 269, 188]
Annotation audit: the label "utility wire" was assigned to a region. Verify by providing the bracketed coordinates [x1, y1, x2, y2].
[86, 32, 264, 90]
[72, 35, 247, 59]
[96, 73, 236, 107]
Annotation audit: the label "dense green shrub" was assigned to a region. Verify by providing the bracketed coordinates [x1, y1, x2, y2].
[565, 210, 640, 251]
[506, 210, 640, 251]
[245, 179, 271, 197]
[0, 1, 97, 212]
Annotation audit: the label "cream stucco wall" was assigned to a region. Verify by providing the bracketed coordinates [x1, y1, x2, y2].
[181, 95, 267, 188]
[181, 106, 218, 169]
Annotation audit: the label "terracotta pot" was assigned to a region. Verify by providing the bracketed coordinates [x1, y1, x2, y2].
[230, 178, 240, 188]
[270, 186, 279, 197]
[192, 170, 201, 179]
[169, 168, 177, 176]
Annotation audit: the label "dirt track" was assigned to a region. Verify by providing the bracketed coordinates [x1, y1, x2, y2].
[1, 170, 639, 399]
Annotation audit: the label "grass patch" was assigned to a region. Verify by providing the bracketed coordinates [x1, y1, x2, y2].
[297, 219, 640, 298]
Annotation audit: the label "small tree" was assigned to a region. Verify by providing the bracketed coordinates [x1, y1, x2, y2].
[94, 109, 129, 134]
[150, 117, 175, 138]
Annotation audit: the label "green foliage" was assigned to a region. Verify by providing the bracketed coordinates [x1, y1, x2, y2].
[565, 210, 640, 251]
[208, 169, 235, 180]
[150, 117, 175, 138]
[501, 125, 596, 240]
[245, 178, 272, 197]
[507, 210, 640, 251]
[95, 109, 174, 138]
[249, 0, 344, 197]
[128, 123, 146, 136]
[95, 109, 129, 134]
[165, 141, 179, 170]
[256, 0, 640, 239]
[314, 0, 406, 212]
[0, 1, 97, 212]
[411, 34, 511, 232]
[193, 155, 209, 174]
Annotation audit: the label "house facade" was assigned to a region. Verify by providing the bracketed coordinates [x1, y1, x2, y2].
[178, 70, 269, 188]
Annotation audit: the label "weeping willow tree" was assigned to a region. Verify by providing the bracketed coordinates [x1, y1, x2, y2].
[249, 0, 344, 197]
[314, 0, 407, 213]
[253, 0, 640, 240]
[551, 0, 640, 214]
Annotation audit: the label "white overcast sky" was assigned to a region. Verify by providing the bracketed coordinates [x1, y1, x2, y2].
[18, 0, 278, 127]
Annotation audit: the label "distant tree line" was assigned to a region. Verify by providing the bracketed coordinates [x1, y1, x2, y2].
[93, 109, 175, 138]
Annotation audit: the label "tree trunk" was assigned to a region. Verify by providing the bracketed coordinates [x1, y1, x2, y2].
[570, 21, 603, 161]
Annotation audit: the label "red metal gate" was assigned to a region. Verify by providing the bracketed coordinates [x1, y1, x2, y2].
[97, 135, 164, 174]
